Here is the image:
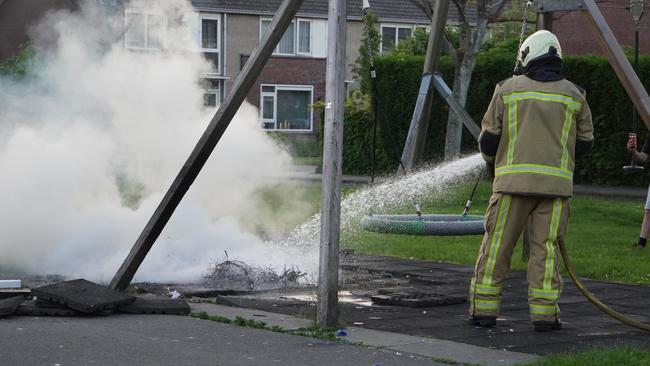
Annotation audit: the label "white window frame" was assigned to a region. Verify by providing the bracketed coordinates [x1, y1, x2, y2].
[380, 23, 416, 54]
[259, 18, 312, 56]
[260, 84, 314, 132]
[124, 8, 165, 51]
[200, 13, 221, 75]
[203, 79, 222, 109]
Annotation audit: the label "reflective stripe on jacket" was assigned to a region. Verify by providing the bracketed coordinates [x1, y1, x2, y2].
[480, 75, 594, 197]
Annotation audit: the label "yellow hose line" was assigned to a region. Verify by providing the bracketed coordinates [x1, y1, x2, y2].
[558, 240, 650, 332]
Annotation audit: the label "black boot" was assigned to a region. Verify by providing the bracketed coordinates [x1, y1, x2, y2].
[634, 237, 647, 248]
[468, 315, 497, 327]
[533, 320, 563, 332]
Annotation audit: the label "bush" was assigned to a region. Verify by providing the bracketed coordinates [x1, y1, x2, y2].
[343, 50, 650, 186]
[0, 45, 33, 78]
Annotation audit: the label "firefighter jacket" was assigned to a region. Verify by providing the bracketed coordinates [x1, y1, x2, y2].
[479, 75, 594, 197]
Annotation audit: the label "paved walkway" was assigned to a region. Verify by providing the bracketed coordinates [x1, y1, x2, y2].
[0, 312, 440, 366]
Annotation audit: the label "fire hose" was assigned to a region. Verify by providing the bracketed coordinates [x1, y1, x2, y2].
[558, 239, 650, 332]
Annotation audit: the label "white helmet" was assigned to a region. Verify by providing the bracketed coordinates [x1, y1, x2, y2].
[518, 30, 562, 67]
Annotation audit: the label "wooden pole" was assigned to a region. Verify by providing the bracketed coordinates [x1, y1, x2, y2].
[536, 11, 554, 31]
[582, 0, 650, 130]
[400, 0, 450, 174]
[317, 0, 347, 327]
[109, 0, 306, 291]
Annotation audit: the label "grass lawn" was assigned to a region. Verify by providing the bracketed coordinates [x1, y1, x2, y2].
[521, 346, 650, 365]
[344, 180, 650, 285]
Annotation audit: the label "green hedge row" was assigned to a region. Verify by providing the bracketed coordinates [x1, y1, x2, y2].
[343, 52, 650, 186]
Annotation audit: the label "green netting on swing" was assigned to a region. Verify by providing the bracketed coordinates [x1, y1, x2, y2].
[361, 214, 485, 236]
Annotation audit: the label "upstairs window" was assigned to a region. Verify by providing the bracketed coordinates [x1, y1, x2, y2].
[125, 10, 164, 50]
[261, 84, 313, 131]
[201, 15, 221, 73]
[380, 24, 413, 54]
[260, 18, 311, 56]
[202, 79, 223, 109]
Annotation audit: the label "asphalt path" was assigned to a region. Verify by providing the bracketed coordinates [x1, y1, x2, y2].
[0, 314, 443, 366]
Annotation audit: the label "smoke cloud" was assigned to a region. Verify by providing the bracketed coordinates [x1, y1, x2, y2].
[0, 0, 317, 283]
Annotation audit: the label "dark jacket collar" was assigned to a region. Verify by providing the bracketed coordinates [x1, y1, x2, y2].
[523, 56, 564, 82]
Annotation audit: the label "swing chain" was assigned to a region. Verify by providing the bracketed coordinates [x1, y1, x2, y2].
[362, 8, 377, 79]
[514, 0, 535, 74]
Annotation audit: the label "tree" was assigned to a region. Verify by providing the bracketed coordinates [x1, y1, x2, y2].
[408, 0, 529, 160]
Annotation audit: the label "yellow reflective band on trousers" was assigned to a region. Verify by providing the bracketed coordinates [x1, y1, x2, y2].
[495, 164, 573, 180]
[474, 299, 500, 311]
[529, 287, 560, 300]
[530, 304, 558, 315]
[470, 279, 502, 295]
[543, 199, 562, 290]
[482, 195, 512, 286]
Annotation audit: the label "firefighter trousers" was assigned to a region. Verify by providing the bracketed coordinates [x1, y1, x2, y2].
[469, 193, 570, 322]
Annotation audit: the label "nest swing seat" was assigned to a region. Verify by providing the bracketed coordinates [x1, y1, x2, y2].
[361, 214, 485, 236]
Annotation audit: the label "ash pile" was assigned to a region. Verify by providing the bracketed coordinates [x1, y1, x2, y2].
[0, 279, 190, 318]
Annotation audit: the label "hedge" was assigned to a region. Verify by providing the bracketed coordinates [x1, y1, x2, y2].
[343, 52, 650, 186]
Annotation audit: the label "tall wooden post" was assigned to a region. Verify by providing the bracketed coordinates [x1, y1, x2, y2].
[109, 0, 306, 291]
[317, 0, 347, 327]
[400, 0, 450, 174]
[536, 10, 553, 31]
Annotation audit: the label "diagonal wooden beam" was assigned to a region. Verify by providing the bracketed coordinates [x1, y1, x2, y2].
[400, 0, 450, 174]
[582, 0, 650, 131]
[109, 0, 306, 291]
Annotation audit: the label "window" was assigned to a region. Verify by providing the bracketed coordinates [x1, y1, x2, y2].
[261, 85, 313, 131]
[260, 18, 311, 56]
[201, 15, 221, 73]
[380, 24, 414, 54]
[202, 79, 223, 109]
[125, 10, 164, 50]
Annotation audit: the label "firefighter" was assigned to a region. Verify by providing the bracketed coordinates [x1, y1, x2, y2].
[468, 30, 594, 332]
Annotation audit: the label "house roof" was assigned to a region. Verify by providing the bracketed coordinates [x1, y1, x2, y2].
[190, 0, 454, 24]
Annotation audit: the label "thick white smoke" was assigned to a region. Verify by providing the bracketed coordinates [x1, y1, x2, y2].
[0, 0, 317, 283]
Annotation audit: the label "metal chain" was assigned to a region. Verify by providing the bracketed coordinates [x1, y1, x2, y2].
[362, 8, 376, 79]
[514, 0, 535, 74]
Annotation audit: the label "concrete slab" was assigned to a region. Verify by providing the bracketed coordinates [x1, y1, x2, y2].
[190, 302, 313, 331]
[343, 327, 539, 366]
[118, 297, 190, 315]
[32, 279, 135, 313]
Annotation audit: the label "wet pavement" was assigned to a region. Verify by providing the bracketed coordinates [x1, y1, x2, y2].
[211, 251, 650, 356]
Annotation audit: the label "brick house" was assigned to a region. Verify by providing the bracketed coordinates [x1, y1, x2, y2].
[552, 0, 650, 55]
[0, 0, 80, 62]
[188, 0, 432, 137]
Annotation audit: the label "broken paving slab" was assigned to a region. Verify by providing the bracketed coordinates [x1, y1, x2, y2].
[0, 289, 31, 300]
[16, 300, 77, 317]
[118, 297, 190, 315]
[0, 296, 24, 317]
[31, 279, 135, 313]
